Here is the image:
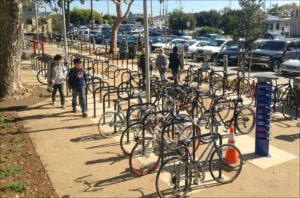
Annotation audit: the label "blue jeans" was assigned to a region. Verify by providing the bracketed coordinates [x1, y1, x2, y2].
[72, 86, 87, 113]
[172, 69, 179, 84]
[159, 70, 167, 82]
[52, 83, 65, 105]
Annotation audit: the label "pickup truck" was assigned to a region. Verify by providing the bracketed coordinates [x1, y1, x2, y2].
[247, 39, 300, 72]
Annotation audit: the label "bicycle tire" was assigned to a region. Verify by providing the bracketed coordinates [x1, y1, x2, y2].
[209, 144, 243, 184]
[236, 78, 250, 96]
[129, 137, 161, 176]
[178, 70, 190, 84]
[120, 122, 146, 155]
[211, 79, 223, 95]
[98, 112, 123, 137]
[240, 86, 255, 106]
[37, 69, 48, 85]
[236, 107, 255, 134]
[282, 97, 297, 120]
[156, 156, 191, 198]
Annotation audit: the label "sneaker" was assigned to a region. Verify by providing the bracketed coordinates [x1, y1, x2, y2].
[62, 105, 66, 109]
[52, 101, 56, 106]
[72, 107, 77, 113]
[82, 112, 88, 117]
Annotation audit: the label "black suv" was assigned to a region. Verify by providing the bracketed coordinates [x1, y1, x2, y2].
[247, 39, 300, 72]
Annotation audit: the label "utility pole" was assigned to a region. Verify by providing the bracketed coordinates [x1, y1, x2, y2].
[91, 0, 94, 29]
[62, 0, 68, 63]
[34, 0, 40, 56]
[143, 0, 150, 102]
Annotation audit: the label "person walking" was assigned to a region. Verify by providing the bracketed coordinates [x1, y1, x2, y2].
[138, 48, 146, 89]
[67, 57, 88, 117]
[156, 48, 168, 82]
[168, 46, 182, 84]
[119, 37, 128, 60]
[47, 54, 67, 108]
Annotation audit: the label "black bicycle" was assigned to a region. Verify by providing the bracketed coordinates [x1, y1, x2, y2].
[156, 132, 243, 198]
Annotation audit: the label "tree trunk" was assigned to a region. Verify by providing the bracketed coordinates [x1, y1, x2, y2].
[0, 0, 23, 100]
[109, 0, 135, 53]
[109, 19, 122, 53]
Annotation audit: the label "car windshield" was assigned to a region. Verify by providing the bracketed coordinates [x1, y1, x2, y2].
[186, 40, 197, 46]
[226, 42, 239, 50]
[260, 41, 286, 51]
[207, 40, 225, 47]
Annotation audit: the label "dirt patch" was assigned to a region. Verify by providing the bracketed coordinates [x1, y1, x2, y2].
[0, 86, 57, 197]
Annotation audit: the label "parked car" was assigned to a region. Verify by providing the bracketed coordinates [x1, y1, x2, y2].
[196, 34, 222, 41]
[247, 39, 300, 72]
[194, 38, 232, 62]
[279, 53, 300, 74]
[184, 40, 209, 59]
[151, 38, 184, 53]
[164, 39, 189, 55]
[217, 40, 245, 66]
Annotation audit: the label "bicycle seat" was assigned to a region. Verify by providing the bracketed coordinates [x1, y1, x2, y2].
[178, 138, 192, 146]
[232, 98, 243, 103]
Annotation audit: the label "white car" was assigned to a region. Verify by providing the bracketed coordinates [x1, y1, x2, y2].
[195, 38, 232, 62]
[152, 38, 186, 54]
[184, 40, 209, 59]
[279, 53, 300, 74]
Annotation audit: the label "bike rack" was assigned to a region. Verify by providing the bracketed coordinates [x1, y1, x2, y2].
[126, 102, 156, 127]
[112, 68, 131, 87]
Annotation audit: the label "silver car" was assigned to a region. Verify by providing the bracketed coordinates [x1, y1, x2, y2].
[279, 53, 300, 74]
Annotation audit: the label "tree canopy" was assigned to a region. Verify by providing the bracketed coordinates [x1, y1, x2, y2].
[168, 9, 196, 31]
[70, 8, 103, 24]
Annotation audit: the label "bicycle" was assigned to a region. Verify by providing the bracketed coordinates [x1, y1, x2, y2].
[198, 95, 255, 135]
[155, 132, 243, 198]
[211, 69, 250, 98]
[129, 113, 201, 176]
[281, 83, 299, 120]
[97, 90, 145, 138]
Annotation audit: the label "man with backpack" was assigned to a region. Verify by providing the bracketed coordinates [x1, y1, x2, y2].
[168, 46, 182, 84]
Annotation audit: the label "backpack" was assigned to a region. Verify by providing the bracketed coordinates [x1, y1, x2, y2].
[169, 53, 181, 69]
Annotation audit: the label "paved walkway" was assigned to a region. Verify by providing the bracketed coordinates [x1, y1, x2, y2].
[17, 43, 300, 197]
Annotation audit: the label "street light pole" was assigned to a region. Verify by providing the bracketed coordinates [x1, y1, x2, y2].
[34, 0, 41, 56]
[61, 0, 68, 63]
[143, 0, 150, 102]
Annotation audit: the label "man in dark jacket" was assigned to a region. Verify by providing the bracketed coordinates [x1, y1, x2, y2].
[168, 46, 182, 84]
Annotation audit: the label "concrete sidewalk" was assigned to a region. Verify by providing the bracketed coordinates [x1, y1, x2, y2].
[18, 45, 300, 197]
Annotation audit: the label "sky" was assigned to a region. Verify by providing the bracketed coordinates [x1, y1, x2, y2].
[66, 0, 300, 16]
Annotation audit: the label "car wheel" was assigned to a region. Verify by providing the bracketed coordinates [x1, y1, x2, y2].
[272, 60, 280, 73]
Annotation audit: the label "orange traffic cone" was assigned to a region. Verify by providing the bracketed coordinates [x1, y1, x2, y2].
[225, 125, 240, 164]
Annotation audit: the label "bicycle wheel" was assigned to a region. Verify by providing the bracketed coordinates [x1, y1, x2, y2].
[178, 70, 190, 84]
[282, 97, 297, 120]
[37, 69, 48, 85]
[98, 112, 123, 138]
[236, 107, 255, 134]
[236, 78, 250, 96]
[156, 156, 191, 198]
[120, 122, 146, 155]
[129, 137, 161, 176]
[211, 79, 223, 95]
[209, 144, 243, 184]
[240, 85, 255, 106]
